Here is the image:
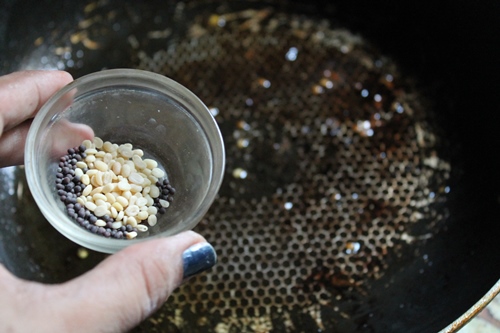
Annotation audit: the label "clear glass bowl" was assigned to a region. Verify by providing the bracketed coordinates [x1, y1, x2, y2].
[25, 69, 225, 253]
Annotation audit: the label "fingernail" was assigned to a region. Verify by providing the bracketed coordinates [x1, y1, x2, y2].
[182, 242, 217, 279]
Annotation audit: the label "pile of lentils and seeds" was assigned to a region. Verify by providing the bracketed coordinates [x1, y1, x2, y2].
[55, 137, 175, 239]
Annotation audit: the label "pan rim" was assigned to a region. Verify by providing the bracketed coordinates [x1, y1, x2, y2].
[440, 279, 500, 332]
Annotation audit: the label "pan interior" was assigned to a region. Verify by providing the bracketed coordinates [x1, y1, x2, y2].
[136, 5, 450, 332]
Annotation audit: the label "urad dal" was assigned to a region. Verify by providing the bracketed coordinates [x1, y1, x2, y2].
[55, 137, 175, 239]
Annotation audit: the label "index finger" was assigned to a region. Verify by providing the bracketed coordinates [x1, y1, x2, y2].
[0, 70, 73, 136]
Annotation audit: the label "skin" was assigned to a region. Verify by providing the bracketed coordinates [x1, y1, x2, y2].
[0, 70, 208, 332]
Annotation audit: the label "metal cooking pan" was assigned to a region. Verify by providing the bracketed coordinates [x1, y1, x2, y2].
[0, 1, 499, 332]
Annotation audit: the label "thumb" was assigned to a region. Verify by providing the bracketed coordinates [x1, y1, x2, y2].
[39, 231, 216, 332]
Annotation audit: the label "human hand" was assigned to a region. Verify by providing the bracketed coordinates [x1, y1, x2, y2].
[0, 71, 217, 332]
[0, 70, 95, 167]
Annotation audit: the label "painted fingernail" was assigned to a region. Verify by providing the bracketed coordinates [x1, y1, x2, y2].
[182, 242, 217, 279]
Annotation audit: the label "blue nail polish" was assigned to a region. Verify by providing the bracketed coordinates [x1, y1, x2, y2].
[182, 242, 217, 279]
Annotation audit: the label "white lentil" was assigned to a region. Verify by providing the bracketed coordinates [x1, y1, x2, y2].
[123, 190, 132, 200]
[77, 197, 86, 205]
[126, 231, 138, 239]
[94, 160, 108, 172]
[93, 137, 103, 148]
[116, 211, 124, 221]
[82, 184, 92, 196]
[110, 206, 118, 218]
[103, 153, 113, 164]
[82, 139, 93, 149]
[94, 205, 108, 217]
[144, 158, 158, 169]
[119, 147, 134, 158]
[125, 205, 139, 216]
[93, 193, 107, 202]
[147, 206, 158, 215]
[75, 168, 84, 178]
[95, 199, 107, 207]
[132, 155, 146, 169]
[85, 148, 98, 155]
[95, 219, 107, 227]
[101, 183, 115, 194]
[127, 216, 138, 227]
[133, 149, 144, 157]
[117, 180, 131, 191]
[128, 172, 144, 185]
[129, 195, 137, 206]
[105, 193, 116, 204]
[76, 161, 88, 169]
[136, 224, 148, 232]
[102, 141, 114, 152]
[111, 221, 123, 229]
[121, 164, 132, 177]
[130, 184, 143, 193]
[90, 187, 103, 196]
[149, 185, 160, 198]
[136, 197, 148, 207]
[90, 175, 99, 188]
[159, 199, 170, 208]
[95, 172, 104, 186]
[137, 211, 149, 221]
[147, 215, 157, 226]
[151, 168, 165, 178]
[112, 161, 121, 175]
[86, 169, 98, 177]
[112, 202, 124, 212]
[102, 172, 113, 185]
[85, 202, 97, 211]
[116, 196, 128, 207]
[85, 155, 96, 163]
[81, 174, 90, 185]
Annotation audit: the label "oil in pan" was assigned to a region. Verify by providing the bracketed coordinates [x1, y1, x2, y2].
[134, 6, 450, 332]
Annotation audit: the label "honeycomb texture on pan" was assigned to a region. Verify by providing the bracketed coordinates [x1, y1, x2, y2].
[132, 5, 451, 331]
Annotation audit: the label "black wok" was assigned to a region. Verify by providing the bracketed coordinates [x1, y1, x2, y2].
[0, 1, 499, 332]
